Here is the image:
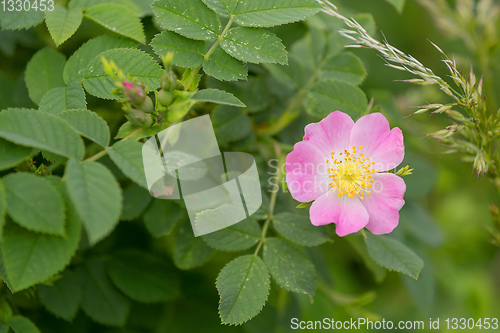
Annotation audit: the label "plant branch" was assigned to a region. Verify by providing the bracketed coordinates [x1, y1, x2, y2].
[253, 142, 283, 256]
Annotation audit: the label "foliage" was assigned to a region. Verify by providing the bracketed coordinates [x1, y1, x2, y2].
[0, 0, 499, 332]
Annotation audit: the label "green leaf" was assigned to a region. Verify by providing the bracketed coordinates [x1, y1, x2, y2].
[221, 27, 287, 65]
[107, 249, 179, 303]
[0, 108, 85, 160]
[233, 0, 321, 28]
[38, 270, 83, 321]
[203, 48, 248, 81]
[295, 202, 312, 209]
[114, 121, 167, 140]
[107, 140, 147, 188]
[38, 82, 87, 115]
[400, 204, 443, 247]
[82, 48, 163, 100]
[243, 76, 270, 112]
[306, 79, 367, 119]
[151, 0, 221, 40]
[0, 321, 7, 333]
[173, 223, 214, 270]
[263, 238, 316, 296]
[59, 109, 110, 148]
[3, 173, 65, 235]
[0, 180, 5, 240]
[265, 55, 307, 91]
[81, 258, 131, 326]
[216, 255, 270, 325]
[25, 48, 66, 104]
[272, 212, 330, 247]
[64, 159, 122, 245]
[402, 256, 435, 310]
[84, 4, 145, 43]
[143, 200, 184, 237]
[384, 0, 406, 13]
[202, 217, 261, 252]
[0, 210, 81, 292]
[364, 232, 424, 279]
[202, 0, 237, 17]
[63, 35, 136, 84]
[45, 5, 83, 46]
[0, 0, 44, 30]
[318, 52, 367, 86]
[193, 89, 245, 107]
[347, 235, 386, 283]
[0, 251, 13, 292]
[212, 105, 252, 143]
[0, 139, 32, 171]
[8, 316, 40, 333]
[120, 183, 151, 221]
[69, 0, 143, 12]
[150, 31, 206, 68]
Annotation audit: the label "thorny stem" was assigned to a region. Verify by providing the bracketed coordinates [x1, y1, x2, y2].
[253, 142, 283, 256]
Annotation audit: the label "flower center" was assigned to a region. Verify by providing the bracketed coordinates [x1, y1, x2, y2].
[326, 146, 377, 200]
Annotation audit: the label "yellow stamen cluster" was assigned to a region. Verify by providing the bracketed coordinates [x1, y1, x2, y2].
[325, 146, 377, 200]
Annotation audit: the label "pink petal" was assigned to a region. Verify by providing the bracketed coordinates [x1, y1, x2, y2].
[303, 111, 354, 156]
[309, 191, 369, 236]
[361, 173, 406, 235]
[349, 113, 404, 171]
[286, 141, 329, 202]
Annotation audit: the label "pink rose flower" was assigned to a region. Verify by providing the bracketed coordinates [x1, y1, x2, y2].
[286, 111, 406, 236]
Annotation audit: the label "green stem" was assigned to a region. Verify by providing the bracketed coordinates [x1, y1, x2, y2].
[83, 128, 143, 162]
[183, 15, 235, 91]
[253, 142, 283, 256]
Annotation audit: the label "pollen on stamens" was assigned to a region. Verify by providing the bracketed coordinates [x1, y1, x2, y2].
[325, 144, 376, 201]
